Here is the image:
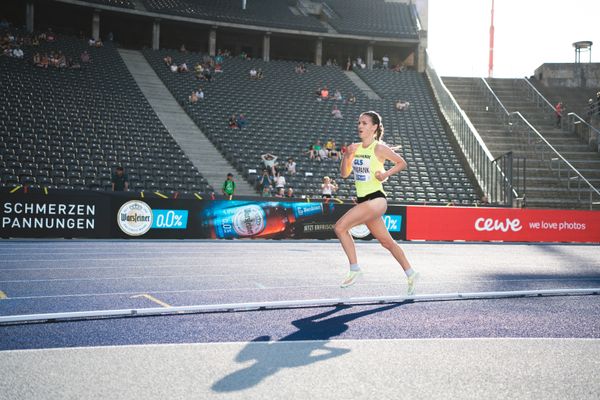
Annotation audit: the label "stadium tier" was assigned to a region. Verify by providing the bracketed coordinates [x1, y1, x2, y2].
[325, 0, 418, 38]
[143, 49, 479, 203]
[0, 33, 213, 193]
[142, 0, 327, 33]
[80, 0, 136, 9]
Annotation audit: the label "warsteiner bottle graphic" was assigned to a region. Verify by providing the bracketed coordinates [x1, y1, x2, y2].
[202, 201, 333, 239]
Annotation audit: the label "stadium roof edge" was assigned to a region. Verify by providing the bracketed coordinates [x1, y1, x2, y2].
[49, 0, 420, 45]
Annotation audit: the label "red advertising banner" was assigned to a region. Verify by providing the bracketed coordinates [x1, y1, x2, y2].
[407, 206, 600, 243]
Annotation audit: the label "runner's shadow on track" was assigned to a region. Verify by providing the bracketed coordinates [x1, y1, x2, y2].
[212, 302, 405, 392]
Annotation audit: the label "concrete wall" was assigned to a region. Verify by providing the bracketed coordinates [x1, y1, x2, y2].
[534, 63, 600, 88]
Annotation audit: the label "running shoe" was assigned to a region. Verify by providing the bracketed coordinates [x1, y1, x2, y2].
[340, 270, 362, 288]
[407, 271, 420, 296]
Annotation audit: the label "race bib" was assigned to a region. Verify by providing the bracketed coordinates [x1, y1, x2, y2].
[352, 156, 371, 182]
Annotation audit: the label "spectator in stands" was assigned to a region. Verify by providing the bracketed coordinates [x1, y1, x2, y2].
[164, 55, 172, 66]
[214, 63, 223, 73]
[345, 57, 352, 71]
[46, 29, 56, 42]
[215, 51, 224, 64]
[286, 187, 294, 198]
[320, 87, 329, 100]
[329, 140, 339, 161]
[285, 158, 297, 175]
[274, 171, 286, 192]
[347, 93, 356, 105]
[325, 139, 334, 153]
[228, 114, 238, 128]
[555, 101, 565, 127]
[189, 91, 199, 103]
[170, 63, 178, 73]
[67, 57, 80, 69]
[257, 68, 264, 80]
[180, 44, 188, 53]
[321, 176, 337, 198]
[203, 66, 213, 82]
[587, 99, 595, 121]
[340, 142, 348, 156]
[332, 105, 343, 119]
[258, 169, 273, 196]
[395, 99, 410, 111]
[32, 36, 39, 46]
[249, 67, 257, 79]
[382, 55, 389, 69]
[222, 173, 236, 197]
[356, 57, 366, 69]
[236, 114, 247, 129]
[111, 166, 129, 192]
[88, 38, 95, 46]
[295, 64, 306, 74]
[95, 39, 103, 48]
[261, 153, 278, 174]
[40, 53, 49, 68]
[32, 52, 41, 66]
[196, 87, 204, 100]
[178, 62, 189, 73]
[275, 187, 285, 198]
[57, 52, 66, 68]
[12, 48, 23, 59]
[311, 140, 323, 161]
[318, 146, 329, 160]
[81, 50, 91, 63]
[596, 91, 600, 116]
[332, 89, 342, 101]
[240, 51, 248, 60]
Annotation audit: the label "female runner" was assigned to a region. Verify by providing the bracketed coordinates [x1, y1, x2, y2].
[334, 111, 419, 294]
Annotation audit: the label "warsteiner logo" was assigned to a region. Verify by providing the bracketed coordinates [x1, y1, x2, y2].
[117, 200, 153, 236]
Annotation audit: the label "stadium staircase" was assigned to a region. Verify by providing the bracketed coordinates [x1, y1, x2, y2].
[442, 77, 600, 209]
[118, 49, 256, 195]
[343, 71, 381, 100]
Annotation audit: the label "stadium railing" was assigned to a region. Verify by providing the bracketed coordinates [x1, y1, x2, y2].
[479, 78, 600, 210]
[517, 78, 600, 153]
[425, 54, 519, 206]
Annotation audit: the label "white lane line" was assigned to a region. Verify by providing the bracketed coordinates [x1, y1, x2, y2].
[0, 276, 599, 285]
[1, 288, 598, 324]
[0, 283, 349, 300]
[3, 280, 600, 301]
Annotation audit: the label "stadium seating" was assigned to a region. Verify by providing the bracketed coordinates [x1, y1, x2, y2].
[83, 0, 136, 9]
[143, 49, 479, 204]
[0, 33, 212, 193]
[142, 0, 327, 33]
[325, 0, 418, 38]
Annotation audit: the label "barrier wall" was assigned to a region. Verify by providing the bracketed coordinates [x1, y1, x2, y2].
[0, 190, 406, 240]
[1, 190, 598, 243]
[407, 206, 600, 243]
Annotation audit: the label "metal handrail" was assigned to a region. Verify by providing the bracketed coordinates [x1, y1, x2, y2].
[520, 78, 556, 112]
[425, 53, 518, 205]
[480, 78, 600, 209]
[566, 112, 600, 152]
[518, 78, 600, 150]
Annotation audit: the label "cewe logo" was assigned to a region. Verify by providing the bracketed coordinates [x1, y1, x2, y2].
[474, 217, 522, 232]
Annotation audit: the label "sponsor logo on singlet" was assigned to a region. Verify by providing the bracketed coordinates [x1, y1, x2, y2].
[353, 155, 371, 182]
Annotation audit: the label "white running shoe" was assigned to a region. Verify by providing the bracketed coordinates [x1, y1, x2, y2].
[407, 271, 420, 296]
[340, 270, 362, 288]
